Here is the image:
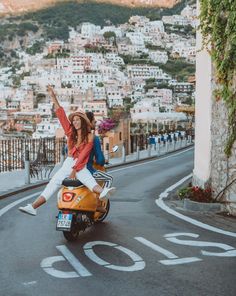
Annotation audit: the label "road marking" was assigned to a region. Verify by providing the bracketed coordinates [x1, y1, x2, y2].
[135, 237, 201, 265]
[84, 241, 145, 272]
[156, 174, 236, 238]
[0, 192, 40, 217]
[164, 232, 236, 257]
[41, 256, 79, 278]
[160, 257, 202, 265]
[110, 147, 193, 173]
[41, 232, 236, 279]
[134, 237, 178, 259]
[22, 281, 37, 286]
[56, 245, 92, 277]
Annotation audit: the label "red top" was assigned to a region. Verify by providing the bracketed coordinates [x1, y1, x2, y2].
[55, 107, 93, 172]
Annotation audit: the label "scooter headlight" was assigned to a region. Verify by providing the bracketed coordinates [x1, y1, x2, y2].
[62, 192, 75, 202]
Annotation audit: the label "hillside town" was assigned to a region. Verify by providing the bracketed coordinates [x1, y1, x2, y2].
[0, 3, 196, 140]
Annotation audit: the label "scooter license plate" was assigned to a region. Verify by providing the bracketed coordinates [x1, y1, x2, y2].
[57, 213, 72, 231]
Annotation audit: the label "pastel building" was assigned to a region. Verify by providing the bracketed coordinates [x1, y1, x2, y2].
[127, 65, 170, 81]
[106, 86, 124, 108]
[148, 50, 168, 64]
[81, 23, 101, 38]
[83, 100, 108, 121]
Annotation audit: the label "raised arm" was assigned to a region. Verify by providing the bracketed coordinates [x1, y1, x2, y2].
[47, 86, 71, 135]
[47, 85, 60, 110]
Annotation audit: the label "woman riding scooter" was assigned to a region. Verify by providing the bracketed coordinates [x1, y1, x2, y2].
[19, 86, 115, 216]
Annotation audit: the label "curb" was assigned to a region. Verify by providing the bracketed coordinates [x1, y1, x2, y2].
[0, 181, 49, 200]
[167, 176, 226, 214]
[0, 144, 193, 199]
[156, 174, 236, 236]
[183, 198, 224, 213]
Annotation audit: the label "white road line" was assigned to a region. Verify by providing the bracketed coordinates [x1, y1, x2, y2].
[56, 245, 92, 277]
[160, 257, 202, 265]
[156, 174, 236, 238]
[134, 237, 178, 259]
[22, 281, 37, 286]
[41, 256, 79, 278]
[83, 241, 145, 272]
[0, 192, 40, 217]
[134, 236, 202, 265]
[110, 147, 193, 173]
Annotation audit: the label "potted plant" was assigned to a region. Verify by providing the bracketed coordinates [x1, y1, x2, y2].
[177, 184, 223, 212]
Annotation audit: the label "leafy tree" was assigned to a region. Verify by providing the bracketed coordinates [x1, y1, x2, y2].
[123, 97, 134, 113]
[17, 22, 39, 36]
[36, 93, 46, 99]
[145, 78, 156, 84]
[103, 31, 116, 39]
[10, 50, 17, 58]
[158, 58, 195, 81]
[145, 43, 165, 51]
[120, 54, 153, 65]
[43, 24, 69, 41]
[96, 82, 104, 87]
[157, 82, 170, 89]
[26, 41, 45, 55]
[62, 82, 72, 88]
[0, 48, 5, 58]
[85, 45, 110, 54]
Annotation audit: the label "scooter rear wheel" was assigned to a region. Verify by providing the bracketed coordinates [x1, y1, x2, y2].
[63, 227, 80, 241]
[96, 199, 110, 222]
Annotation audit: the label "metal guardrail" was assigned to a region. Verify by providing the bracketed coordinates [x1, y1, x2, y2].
[108, 136, 193, 167]
[0, 136, 193, 197]
[0, 134, 192, 185]
[0, 138, 66, 173]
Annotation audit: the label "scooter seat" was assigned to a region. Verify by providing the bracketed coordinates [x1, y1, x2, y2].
[62, 178, 84, 187]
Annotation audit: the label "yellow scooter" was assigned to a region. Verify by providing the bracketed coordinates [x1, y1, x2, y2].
[56, 146, 118, 241]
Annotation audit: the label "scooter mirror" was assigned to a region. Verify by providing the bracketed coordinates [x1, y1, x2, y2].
[112, 145, 119, 153]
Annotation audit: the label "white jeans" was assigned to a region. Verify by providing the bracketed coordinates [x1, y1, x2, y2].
[41, 157, 97, 201]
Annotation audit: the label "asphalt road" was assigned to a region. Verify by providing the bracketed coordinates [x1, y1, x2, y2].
[1, 147, 236, 296]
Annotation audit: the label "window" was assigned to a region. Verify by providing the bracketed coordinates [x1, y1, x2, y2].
[119, 132, 122, 141]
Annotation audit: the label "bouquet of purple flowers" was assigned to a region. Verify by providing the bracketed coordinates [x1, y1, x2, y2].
[98, 118, 117, 134]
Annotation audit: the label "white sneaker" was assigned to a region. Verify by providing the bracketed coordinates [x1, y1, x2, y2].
[19, 204, 37, 216]
[99, 187, 116, 200]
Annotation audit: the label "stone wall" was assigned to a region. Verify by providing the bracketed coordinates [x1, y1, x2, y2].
[211, 100, 236, 215]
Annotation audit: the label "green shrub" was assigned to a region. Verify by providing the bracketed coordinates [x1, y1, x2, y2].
[178, 185, 214, 203]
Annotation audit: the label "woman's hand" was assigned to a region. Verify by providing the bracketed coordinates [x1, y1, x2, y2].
[47, 85, 55, 96]
[69, 169, 77, 180]
[47, 85, 60, 109]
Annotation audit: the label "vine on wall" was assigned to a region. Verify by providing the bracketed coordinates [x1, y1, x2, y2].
[199, 0, 236, 157]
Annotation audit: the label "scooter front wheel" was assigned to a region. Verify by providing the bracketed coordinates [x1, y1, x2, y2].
[96, 199, 110, 222]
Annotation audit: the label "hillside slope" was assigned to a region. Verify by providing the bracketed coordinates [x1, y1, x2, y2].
[0, 0, 181, 15]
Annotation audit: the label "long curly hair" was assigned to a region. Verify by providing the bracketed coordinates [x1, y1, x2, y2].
[71, 116, 90, 145]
